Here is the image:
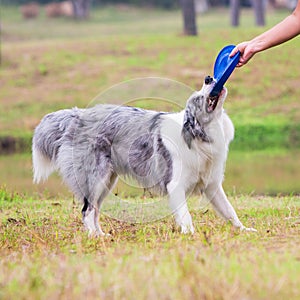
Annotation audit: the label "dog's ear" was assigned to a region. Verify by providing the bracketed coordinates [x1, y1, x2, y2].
[182, 96, 210, 148]
[182, 101, 195, 149]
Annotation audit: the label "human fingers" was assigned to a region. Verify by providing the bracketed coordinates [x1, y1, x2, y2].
[230, 42, 252, 67]
[229, 45, 240, 57]
[235, 59, 247, 67]
[229, 42, 248, 57]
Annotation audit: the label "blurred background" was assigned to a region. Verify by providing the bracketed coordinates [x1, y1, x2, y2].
[1, 0, 299, 196]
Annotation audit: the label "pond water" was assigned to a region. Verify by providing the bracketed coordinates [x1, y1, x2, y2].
[1, 151, 300, 198]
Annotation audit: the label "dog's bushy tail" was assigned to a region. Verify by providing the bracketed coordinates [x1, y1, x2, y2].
[32, 108, 79, 183]
[32, 143, 56, 183]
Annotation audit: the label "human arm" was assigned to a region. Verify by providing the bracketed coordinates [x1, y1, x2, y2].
[230, 1, 300, 67]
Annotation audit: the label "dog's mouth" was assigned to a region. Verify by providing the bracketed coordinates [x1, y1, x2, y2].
[204, 75, 223, 113]
[206, 94, 219, 113]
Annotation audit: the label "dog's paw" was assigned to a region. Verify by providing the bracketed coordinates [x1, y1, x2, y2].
[176, 211, 195, 234]
[180, 223, 195, 235]
[88, 230, 111, 238]
[240, 226, 257, 233]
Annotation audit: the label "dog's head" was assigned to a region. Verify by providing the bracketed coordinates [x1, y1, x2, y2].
[182, 76, 227, 148]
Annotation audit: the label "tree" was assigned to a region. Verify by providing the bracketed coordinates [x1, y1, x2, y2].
[230, 0, 240, 27]
[180, 0, 198, 36]
[230, 0, 265, 27]
[71, 0, 91, 19]
[252, 0, 265, 26]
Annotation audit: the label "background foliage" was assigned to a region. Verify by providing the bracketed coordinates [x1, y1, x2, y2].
[3, 0, 181, 9]
[1, 5, 300, 194]
[3, 0, 238, 9]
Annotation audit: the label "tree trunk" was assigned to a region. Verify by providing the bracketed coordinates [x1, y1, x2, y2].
[71, 0, 91, 19]
[252, 0, 265, 26]
[0, 22, 2, 65]
[180, 0, 198, 36]
[230, 0, 240, 27]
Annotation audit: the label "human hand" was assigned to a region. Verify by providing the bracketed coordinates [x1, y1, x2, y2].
[230, 41, 256, 67]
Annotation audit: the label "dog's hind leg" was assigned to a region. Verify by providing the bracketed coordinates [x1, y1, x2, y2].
[82, 197, 103, 236]
[205, 184, 257, 232]
[82, 173, 118, 237]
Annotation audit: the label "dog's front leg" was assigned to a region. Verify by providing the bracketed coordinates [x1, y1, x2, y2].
[167, 185, 194, 234]
[205, 184, 257, 232]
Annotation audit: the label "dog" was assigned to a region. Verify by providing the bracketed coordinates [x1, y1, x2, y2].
[32, 76, 256, 236]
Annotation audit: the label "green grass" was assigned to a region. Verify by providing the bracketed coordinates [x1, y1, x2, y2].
[1, 187, 300, 299]
[1, 5, 300, 144]
[1, 4, 300, 193]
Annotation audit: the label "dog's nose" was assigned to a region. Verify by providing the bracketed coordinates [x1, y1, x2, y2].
[205, 76, 213, 85]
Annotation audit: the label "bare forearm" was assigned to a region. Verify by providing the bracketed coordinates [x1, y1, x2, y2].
[250, 12, 300, 53]
[230, 2, 300, 66]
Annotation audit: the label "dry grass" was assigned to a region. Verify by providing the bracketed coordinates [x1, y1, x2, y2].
[1, 188, 300, 299]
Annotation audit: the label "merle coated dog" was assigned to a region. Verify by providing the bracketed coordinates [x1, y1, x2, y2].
[32, 76, 256, 236]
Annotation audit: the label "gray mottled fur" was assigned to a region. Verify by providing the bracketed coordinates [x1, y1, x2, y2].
[33, 105, 173, 201]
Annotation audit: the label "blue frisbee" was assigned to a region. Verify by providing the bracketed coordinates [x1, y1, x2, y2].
[210, 45, 240, 97]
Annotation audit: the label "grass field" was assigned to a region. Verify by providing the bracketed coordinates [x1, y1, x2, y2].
[1, 5, 300, 299]
[1, 5, 300, 191]
[1, 5, 300, 139]
[1, 188, 300, 299]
